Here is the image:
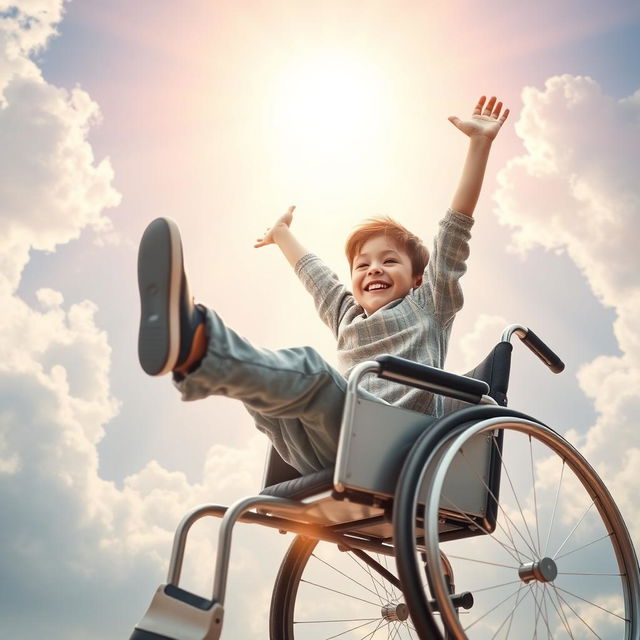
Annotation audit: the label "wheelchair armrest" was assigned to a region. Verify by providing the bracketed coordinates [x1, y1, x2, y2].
[376, 355, 490, 404]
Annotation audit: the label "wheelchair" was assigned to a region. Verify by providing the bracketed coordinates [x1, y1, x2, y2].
[129, 325, 640, 639]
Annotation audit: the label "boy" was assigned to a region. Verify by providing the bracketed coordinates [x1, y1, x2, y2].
[138, 95, 509, 474]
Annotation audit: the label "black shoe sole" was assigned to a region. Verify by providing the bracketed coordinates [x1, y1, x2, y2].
[137, 218, 183, 375]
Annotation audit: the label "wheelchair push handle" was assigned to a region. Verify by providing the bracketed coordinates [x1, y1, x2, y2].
[503, 325, 565, 374]
[375, 355, 490, 404]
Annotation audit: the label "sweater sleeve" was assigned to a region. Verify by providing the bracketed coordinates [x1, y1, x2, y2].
[413, 209, 474, 326]
[294, 253, 356, 337]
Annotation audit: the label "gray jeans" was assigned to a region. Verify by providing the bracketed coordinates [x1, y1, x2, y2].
[174, 308, 383, 474]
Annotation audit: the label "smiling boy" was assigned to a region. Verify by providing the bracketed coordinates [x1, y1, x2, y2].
[137, 95, 509, 474]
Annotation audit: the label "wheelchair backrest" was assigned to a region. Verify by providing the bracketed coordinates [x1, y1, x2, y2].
[442, 340, 512, 414]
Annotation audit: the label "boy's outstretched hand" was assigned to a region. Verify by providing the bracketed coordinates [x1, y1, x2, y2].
[254, 205, 296, 248]
[448, 95, 509, 141]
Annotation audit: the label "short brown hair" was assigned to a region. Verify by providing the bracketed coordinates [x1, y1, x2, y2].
[345, 216, 429, 276]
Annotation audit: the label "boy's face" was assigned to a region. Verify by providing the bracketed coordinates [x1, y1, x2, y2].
[351, 234, 423, 316]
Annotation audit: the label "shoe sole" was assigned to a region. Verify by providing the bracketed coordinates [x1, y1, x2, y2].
[137, 217, 183, 375]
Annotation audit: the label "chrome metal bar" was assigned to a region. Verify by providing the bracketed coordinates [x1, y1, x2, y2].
[335, 361, 381, 492]
[211, 495, 301, 604]
[502, 324, 528, 343]
[167, 504, 228, 585]
[346, 361, 382, 397]
[165, 499, 402, 599]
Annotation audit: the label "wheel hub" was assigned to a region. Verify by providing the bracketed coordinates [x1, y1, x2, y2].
[518, 557, 558, 584]
[381, 602, 409, 622]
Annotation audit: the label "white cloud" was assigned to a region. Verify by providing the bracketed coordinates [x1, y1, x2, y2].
[494, 74, 640, 540]
[0, 5, 289, 637]
[0, 3, 251, 637]
[0, 2, 120, 294]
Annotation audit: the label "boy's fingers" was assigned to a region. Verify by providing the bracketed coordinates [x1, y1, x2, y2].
[473, 95, 486, 115]
[483, 96, 497, 115]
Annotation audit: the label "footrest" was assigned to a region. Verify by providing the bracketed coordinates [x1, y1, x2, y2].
[130, 584, 224, 640]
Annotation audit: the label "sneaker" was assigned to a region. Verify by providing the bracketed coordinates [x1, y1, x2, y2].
[137, 217, 206, 376]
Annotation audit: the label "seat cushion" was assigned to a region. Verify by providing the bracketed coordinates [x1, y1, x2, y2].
[260, 467, 334, 500]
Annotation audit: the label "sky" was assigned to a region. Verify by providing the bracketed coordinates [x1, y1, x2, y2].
[1, 0, 640, 637]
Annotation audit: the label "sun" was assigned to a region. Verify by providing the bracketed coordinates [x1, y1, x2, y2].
[264, 49, 395, 189]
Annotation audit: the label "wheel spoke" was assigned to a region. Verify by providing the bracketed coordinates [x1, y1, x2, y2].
[446, 553, 519, 570]
[348, 552, 398, 603]
[551, 584, 604, 639]
[294, 617, 381, 624]
[542, 585, 552, 640]
[441, 491, 529, 564]
[454, 446, 538, 562]
[552, 500, 595, 560]
[462, 583, 523, 633]
[554, 532, 613, 561]
[496, 584, 529, 640]
[311, 552, 388, 603]
[324, 617, 381, 640]
[553, 584, 628, 622]
[362, 618, 387, 639]
[300, 578, 382, 607]
[490, 584, 527, 640]
[469, 579, 522, 595]
[530, 582, 553, 639]
[543, 459, 565, 556]
[557, 571, 624, 577]
[389, 622, 403, 640]
[545, 583, 576, 640]
[529, 435, 542, 556]
[490, 439, 540, 559]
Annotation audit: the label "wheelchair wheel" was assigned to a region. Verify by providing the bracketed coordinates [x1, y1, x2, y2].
[396, 411, 640, 640]
[270, 534, 426, 639]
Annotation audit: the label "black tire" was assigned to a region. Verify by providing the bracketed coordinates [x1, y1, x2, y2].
[393, 406, 540, 639]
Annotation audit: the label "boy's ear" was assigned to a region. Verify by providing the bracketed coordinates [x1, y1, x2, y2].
[413, 275, 423, 288]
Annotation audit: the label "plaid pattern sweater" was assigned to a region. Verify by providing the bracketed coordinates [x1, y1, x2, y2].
[294, 209, 474, 417]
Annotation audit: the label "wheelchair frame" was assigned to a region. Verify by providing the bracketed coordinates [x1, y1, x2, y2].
[129, 325, 640, 640]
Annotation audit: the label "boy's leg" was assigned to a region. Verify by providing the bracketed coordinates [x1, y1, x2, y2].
[138, 217, 351, 473]
[178, 308, 347, 473]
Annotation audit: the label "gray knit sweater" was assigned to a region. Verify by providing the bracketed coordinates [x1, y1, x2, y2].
[294, 209, 474, 417]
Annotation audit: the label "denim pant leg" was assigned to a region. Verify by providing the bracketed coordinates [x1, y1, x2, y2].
[174, 308, 352, 474]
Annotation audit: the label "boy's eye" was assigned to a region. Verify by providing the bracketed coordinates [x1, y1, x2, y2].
[384, 259, 397, 264]
[355, 263, 368, 269]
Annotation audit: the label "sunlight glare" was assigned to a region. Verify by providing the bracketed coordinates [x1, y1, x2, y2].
[265, 50, 395, 192]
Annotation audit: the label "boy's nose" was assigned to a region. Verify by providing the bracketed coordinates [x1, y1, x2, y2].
[368, 264, 383, 274]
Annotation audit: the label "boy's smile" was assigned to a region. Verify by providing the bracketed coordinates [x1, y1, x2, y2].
[351, 235, 423, 315]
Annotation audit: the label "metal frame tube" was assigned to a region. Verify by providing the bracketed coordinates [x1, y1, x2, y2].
[165, 494, 398, 606]
[166, 496, 300, 604]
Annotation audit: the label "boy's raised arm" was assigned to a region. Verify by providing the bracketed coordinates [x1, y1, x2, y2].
[255, 205, 353, 336]
[254, 205, 309, 268]
[448, 95, 510, 217]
